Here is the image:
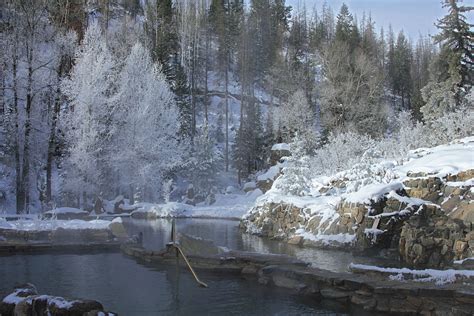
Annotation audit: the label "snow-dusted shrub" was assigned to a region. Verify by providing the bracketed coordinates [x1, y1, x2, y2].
[426, 109, 473, 145]
[274, 108, 473, 197]
[378, 111, 428, 160]
[310, 131, 376, 176]
[273, 89, 315, 142]
[162, 179, 173, 203]
[379, 109, 473, 161]
[273, 134, 313, 196]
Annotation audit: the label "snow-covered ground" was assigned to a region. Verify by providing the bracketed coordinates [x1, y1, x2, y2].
[131, 190, 263, 220]
[0, 218, 111, 231]
[45, 207, 88, 215]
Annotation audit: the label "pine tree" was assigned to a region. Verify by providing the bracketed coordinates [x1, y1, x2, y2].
[144, 0, 177, 79]
[411, 36, 435, 120]
[233, 98, 264, 181]
[434, 0, 473, 100]
[189, 126, 222, 197]
[421, 0, 473, 119]
[209, 0, 244, 172]
[335, 3, 353, 44]
[173, 62, 193, 138]
[393, 31, 413, 109]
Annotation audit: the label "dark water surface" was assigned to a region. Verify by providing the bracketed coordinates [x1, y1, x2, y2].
[124, 218, 391, 273]
[1, 253, 348, 315]
[0, 218, 387, 315]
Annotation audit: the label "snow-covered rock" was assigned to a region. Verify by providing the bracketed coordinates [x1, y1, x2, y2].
[0, 284, 114, 315]
[243, 137, 474, 266]
[271, 143, 290, 151]
[243, 181, 257, 192]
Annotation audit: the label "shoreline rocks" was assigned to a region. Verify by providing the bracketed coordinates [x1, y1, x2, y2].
[0, 284, 115, 316]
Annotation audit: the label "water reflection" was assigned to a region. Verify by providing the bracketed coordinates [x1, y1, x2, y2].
[0, 253, 347, 315]
[124, 218, 393, 273]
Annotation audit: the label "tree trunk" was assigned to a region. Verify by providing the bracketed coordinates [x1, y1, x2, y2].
[12, 46, 23, 214]
[225, 57, 229, 172]
[191, 40, 196, 138]
[82, 191, 87, 209]
[204, 25, 209, 125]
[129, 184, 135, 205]
[46, 65, 63, 205]
[22, 45, 34, 213]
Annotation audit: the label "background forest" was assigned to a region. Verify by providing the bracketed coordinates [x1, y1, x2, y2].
[0, 0, 472, 214]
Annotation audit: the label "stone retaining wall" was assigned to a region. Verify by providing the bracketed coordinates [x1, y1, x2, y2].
[121, 242, 474, 315]
[242, 169, 474, 268]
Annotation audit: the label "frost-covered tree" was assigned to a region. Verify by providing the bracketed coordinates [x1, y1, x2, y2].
[113, 42, 182, 201]
[2, 0, 71, 213]
[61, 23, 117, 204]
[273, 89, 316, 143]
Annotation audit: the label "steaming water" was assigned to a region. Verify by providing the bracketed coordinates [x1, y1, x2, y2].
[0, 253, 349, 315]
[124, 218, 392, 273]
[0, 218, 389, 315]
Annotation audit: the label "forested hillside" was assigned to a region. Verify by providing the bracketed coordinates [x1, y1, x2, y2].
[0, 0, 472, 214]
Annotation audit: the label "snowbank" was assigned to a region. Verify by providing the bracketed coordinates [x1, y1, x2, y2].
[243, 181, 256, 191]
[396, 138, 474, 178]
[257, 164, 282, 182]
[271, 143, 290, 151]
[350, 263, 474, 285]
[0, 219, 111, 231]
[131, 190, 263, 220]
[45, 207, 87, 215]
[343, 182, 403, 204]
[296, 229, 356, 245]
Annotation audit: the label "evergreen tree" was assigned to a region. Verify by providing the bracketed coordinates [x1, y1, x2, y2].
[173, 62, 193, 138]
[144, 0, 177, 78]
[248, 0, 290, 81]
[434, 0, 473, 100]
[421, 0, 473, 119]
[233, 98, 264, 181]
[411, 36, 435, 120]
[393, 31, 413, 109]
[189, 126, 222, 196]
[360, 14, 378, 57]
[335, 3, 353, 44]
[386, 25, 396, 92]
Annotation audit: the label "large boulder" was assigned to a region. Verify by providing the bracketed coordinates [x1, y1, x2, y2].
[108, 217, 128, 239]
[256, 165, 283, 193]
[0, 284, 38, 315]
[270, 143, 291, 165]
[1, 284, 115, 316]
